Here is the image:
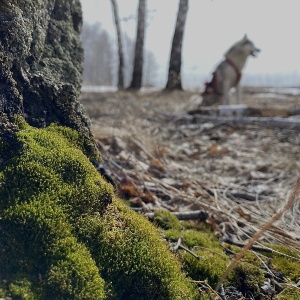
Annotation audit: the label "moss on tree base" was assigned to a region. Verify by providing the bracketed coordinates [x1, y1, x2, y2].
[0, 118, 197, 299]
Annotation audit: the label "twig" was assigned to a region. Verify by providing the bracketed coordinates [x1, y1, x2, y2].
[280, 283, 300, 291]
[220, 284, 227, 300]
[145, 210, 209, 221]
[178, 244, 200, 260]
[190, 280, 222, 299]
[221, 237, 272, 252]
[276, 284, 300, 298]
[171, 237, 200, 259]
[250, 251, 279, 280]
[220, 188, 270, 202]
[171, 236, 182, 251]
[215, 176, 300, 292]
[227, 191, 258, 201]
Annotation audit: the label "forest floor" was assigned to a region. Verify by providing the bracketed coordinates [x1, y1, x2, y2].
[80, 87, 300, 249]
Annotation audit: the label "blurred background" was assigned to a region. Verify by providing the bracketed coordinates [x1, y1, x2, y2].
[80, 0, 300, 90]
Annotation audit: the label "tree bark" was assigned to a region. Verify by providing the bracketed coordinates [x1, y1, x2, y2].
[0, 0, 98, 158]
[129, 0, 146, 90]
[110, 0, 125, 89]
[165, 0, 189, 91]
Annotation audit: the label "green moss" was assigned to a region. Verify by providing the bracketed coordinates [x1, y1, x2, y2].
[229, 262, 265, 298]
[263, 244, 300, 283]
[277, 287, 300, 299]
[153, 210, 182, 230]
[0, 119, 198, 299]
[184, 250, 229, 287]
[1, 166, 106, 298]
[162, 225, 279, 299]
[77, 200, 198, 300]
[0, 278, 36, 300]
[164, 228, 222, 250]
[163, 228, 229, 287]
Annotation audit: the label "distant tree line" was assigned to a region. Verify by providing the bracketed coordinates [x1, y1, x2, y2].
[81, 21, 158, 87]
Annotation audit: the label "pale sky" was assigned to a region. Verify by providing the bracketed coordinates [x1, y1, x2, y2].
[80, 0, 300, 87]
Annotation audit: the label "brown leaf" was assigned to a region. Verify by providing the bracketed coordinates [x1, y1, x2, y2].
[153, 146, 168, 158]
[149, 159, 165, 172]
[208, 143, 229, 157]
[119, 183, 140, 198]
[236, 207, 251, 221]
[141, 192, 155, 203]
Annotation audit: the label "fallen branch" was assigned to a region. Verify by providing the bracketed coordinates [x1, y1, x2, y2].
[221, 237, 272, 252]
[174, 114, 300, 131]
[225, 191, 270, 201]
[227, 191, 257, 201]
[145, 210, 209, 221]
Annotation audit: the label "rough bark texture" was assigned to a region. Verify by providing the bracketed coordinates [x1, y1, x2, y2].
[129, 0, 146, 90]
[165, 0, 188, 90]
[111, 0, 125, 89]
[0, 0, 97, 157]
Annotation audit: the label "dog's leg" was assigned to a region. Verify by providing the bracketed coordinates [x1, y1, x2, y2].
[236, 84, 242, 104]
[222, 81, 230, 105]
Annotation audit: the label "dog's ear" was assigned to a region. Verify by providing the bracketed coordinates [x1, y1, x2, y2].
[243, 34, 248, 41]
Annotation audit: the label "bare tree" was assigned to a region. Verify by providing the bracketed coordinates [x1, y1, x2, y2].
[128, 0, 146, 90]
[122, 33, 158, 87]
[165, 0, 189, 90]
[110, 0, 125, 89]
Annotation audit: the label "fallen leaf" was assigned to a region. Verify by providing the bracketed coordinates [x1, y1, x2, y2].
[236, 207, 251, 221]
[120, 183, 140, 198]
[208, 143, 229, 157]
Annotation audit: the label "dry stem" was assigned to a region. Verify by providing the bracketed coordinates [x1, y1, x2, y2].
[215, 176, 300, 292]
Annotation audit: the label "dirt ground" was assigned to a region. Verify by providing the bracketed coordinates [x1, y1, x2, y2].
[80, 88, 300, 247]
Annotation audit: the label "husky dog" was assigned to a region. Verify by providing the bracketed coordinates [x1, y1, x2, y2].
[202, 35, 260, 106]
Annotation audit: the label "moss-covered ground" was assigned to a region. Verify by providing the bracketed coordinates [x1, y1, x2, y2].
[152, 210, 300, 300]
[1, 118, 299, 299]
[0, 119, 198, 299]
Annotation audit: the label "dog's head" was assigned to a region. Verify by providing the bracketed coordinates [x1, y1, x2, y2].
[242, 34, 260, 57]
[227, 34, 261, 58]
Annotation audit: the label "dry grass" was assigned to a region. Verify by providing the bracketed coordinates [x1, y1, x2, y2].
[215, 175, 300, 292]
[80, 88, 300, 247]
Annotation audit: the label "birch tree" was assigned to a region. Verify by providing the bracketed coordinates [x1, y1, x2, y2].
[165, 0, 189, 90]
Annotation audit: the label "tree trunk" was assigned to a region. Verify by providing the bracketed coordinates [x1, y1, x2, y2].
[129, 0, 146, 90]
[165, 0, 189, 91]
[110, 0, 125, 89]
[0, 0, 98, 158]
